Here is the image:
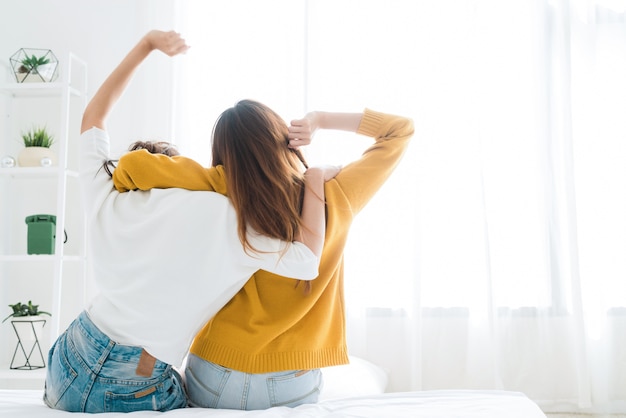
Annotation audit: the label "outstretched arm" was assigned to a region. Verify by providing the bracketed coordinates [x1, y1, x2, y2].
[81, 30, 189, 133]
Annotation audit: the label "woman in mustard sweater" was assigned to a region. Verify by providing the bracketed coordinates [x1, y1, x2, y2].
[113, 103, 414, 409]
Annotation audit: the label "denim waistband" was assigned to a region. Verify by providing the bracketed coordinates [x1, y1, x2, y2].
[73, 311, 170, 370]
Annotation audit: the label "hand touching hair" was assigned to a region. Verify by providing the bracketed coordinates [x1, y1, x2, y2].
[211, 100, 309, 252]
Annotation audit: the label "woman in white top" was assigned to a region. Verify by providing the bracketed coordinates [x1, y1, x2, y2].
[43, 30, 330, 413]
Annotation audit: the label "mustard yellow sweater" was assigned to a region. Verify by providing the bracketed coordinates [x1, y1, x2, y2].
[113, 109, 414, 372]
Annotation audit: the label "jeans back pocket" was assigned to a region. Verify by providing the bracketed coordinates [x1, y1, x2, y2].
[43, 337, 78, 409]
[185, 359, 231, 408]
[267, 369, 322, 407]
[104, 375, 186, 413]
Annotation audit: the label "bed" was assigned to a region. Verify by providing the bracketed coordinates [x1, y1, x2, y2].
[0, 389, 548, 418]
[0, 357, 547, 418]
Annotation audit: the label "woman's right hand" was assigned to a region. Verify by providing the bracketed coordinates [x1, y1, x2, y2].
[288, 111, 363, 150]
[145, 30, 190, 57]
[288, 111, 320, 149]
[81, 29, 189, 134]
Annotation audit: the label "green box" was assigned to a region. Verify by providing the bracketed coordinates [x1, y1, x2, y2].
[25, 214, 57, 255]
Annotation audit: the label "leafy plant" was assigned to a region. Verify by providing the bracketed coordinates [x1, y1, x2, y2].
[22, 126, 54, 148]
[2, 301, 51, 323]
[18, 54, 50, 74]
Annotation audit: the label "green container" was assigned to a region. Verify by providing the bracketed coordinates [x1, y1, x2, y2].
[25, 214, 57, 255]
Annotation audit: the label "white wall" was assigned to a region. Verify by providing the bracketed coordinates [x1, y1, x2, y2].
[0, 0, 178, 373]
[0, 0, 179, 153]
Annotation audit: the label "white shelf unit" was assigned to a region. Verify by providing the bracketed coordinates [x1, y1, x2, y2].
[0, 54, 88, 386]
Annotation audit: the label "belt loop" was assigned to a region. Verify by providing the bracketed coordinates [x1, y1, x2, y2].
[94, 340, 115, 374]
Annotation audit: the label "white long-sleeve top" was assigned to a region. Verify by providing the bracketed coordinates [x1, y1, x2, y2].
[79, 127, 319, 368]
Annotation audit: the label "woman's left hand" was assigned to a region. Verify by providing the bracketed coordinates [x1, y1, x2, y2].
[287, 112, 320, 149]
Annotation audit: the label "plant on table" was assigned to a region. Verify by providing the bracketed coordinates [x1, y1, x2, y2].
[2, 301, 51, 323]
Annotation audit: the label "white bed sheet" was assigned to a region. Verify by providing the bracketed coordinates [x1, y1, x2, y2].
[0, 389, 547, 418]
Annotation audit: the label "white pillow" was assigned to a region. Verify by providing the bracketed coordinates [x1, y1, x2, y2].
[319, 355, 389, 401]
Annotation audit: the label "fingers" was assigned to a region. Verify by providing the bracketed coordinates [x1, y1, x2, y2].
[290, 117, 308, 127]
[151, 30, 190, 57]
[289, 119, 310, 135]
[287, 135, 311, 149]
[288, 118, 313, 149]
[287, 126, 311, 139]
[287, 137, 310, 149]
[164, 31, 190, 56]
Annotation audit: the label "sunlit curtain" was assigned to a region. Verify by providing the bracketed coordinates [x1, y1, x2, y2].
[175, 0, 626, 413]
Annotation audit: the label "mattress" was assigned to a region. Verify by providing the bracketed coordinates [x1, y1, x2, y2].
[0, 389, 547, 418]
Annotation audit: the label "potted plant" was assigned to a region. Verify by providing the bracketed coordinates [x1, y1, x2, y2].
[3, 301, 50, 370]
[9, 48, 59, 83]
[20, 54, 50, 73]
[2, 301, 51, 323]
[17, 125, 57, 167]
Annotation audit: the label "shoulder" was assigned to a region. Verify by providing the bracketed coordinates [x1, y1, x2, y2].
[80, 126, 109, 142]
[80, 127, 111, 162]
[143, 189, 234, 229]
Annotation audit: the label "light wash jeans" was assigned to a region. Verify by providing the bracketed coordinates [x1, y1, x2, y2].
[43, 311, 187, 413]
[185, 354, 323, 410]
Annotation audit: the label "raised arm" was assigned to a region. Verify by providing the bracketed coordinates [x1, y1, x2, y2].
[81, 30, 189, 133]
[298, 166, 340, 257]
[287, 111, 363, 149]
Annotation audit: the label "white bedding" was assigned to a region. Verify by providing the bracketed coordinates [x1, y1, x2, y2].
[0, 389, 547, 418]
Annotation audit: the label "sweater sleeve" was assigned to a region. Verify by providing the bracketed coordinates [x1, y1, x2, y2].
[330, 109, 414, 215]
[112, 150, 229, 196]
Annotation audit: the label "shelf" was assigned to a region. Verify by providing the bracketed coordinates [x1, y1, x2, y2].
[0, 367, 46, 388]
[0, 167, 78, 179]
[0, 82, 83, 98]
[1, 52, 88, 377]
[0, 367, 46, 380]
[0, 255, 84, 262]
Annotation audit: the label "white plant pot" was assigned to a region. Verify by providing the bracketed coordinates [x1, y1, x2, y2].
[18, 147, 57, 167]
[11, 315, 47, 343]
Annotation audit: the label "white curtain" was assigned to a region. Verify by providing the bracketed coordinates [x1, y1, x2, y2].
[175, 0, 626, 413]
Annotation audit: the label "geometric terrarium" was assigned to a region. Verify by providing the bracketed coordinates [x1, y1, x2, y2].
[10, 48, 59, 83]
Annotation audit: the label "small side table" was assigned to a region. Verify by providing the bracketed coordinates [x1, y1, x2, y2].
[9, 317, 47, 370]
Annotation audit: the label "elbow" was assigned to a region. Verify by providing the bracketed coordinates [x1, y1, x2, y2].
[80, 108, 105, 133]
[399, 117, 415, 138]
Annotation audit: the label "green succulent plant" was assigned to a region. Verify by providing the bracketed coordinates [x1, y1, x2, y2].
[2, 301, 51, 323]
[22, 126, 54, 148]
[18, 54, 50, 74]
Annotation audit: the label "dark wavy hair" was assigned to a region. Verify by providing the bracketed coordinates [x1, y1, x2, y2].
[101, 140, 179, 177]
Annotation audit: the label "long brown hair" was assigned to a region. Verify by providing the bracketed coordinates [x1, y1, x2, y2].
[212, 100, 307, 253]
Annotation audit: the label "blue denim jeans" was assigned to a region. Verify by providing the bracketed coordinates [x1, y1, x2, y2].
[184, 354, 322, 410]
[43, 311, 187, 413]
